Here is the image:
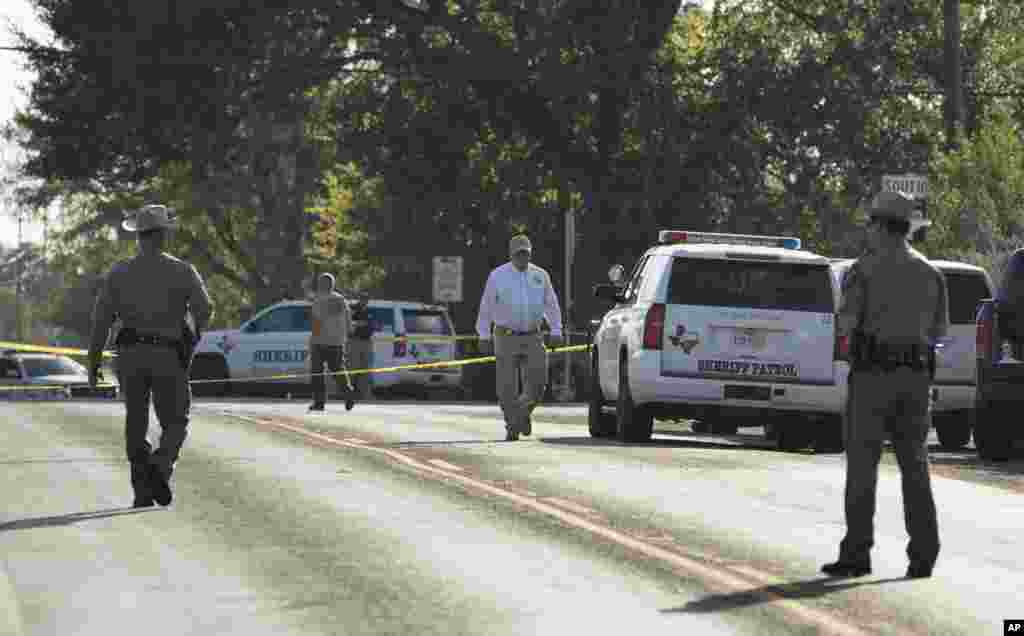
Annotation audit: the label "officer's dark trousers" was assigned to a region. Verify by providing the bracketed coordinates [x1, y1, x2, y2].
[348, 339, 373, 399]
[310, 344, 354, 405]
[841, 368, 940, 567]
[119, 344, 191, 476]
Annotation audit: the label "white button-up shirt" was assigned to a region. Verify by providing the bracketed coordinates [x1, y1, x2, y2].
[476, 262, 564, 339]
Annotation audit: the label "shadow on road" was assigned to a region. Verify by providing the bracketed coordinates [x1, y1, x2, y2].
[0, 457, 123, 466]
[662, 576, 907, 614]
[926, 448, 1024, 474]
[382, 439, 509, 448]
[539, 435, 786, 453]
[0, 507, 160, 532]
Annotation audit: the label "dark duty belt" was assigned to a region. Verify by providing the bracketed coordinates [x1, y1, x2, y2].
[850, 334, 935, 374]
[116, 329, 181, 349]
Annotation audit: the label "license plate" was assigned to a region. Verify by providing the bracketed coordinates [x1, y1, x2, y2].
[724, 384, 771, 401]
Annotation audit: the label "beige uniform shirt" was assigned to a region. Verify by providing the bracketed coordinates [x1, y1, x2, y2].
[838, 243, 949, 346]
[310, 291, 351, 347]
[89, 252, 213, 359]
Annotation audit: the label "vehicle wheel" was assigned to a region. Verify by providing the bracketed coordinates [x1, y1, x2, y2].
[710, 420, 738, 435]
[588, 352, 616, 438]
[190, 355, 230, 398]
[974, 399, 1011, 461]
[814, 416, 845, 454]
[763, 422, 778, 441]
[776, 424, 813, 452]
[616, 354, 653, 443]
[934, 413, 971, 450]
[691, 420, 711, 434]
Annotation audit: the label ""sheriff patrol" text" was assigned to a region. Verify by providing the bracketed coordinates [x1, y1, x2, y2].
[698, 359, 798, 377]
[253, 350, 308, 364]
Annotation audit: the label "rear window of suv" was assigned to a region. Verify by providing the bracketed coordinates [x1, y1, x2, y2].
[402, 309, 452, 335]
[666, 257, 834, 312]
[941, 270, 991, 325]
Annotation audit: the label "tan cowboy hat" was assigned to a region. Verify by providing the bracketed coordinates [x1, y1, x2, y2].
[122, 204, 178, 232]
[869, 191, 931, 229]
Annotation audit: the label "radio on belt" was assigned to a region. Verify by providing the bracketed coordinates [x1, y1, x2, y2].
[657, 230, 801, 250]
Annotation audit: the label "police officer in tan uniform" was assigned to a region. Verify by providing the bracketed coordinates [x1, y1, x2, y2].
[308, 273, 356, 412]
[88, 205, 213, 508]
[476, 235, 564, 441]
[822, 191, 949, 579]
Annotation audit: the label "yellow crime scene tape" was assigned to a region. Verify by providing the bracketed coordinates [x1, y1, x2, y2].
[188, 343, 592, 386]
[0, 340, 116, 358]
[0, 336, 591, 391]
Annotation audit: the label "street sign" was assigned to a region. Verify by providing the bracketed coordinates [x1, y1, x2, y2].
[432, 256, 463, 303]
[882, 173, 929, 199]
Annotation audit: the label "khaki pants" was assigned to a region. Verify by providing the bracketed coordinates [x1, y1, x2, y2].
[840, 368, 940, 567]
[119, 344, 191, 475]
[494, 333, 547, 432]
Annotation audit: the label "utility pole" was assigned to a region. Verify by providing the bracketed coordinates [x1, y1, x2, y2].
[943, 0, 963, 149]
[561, 185, 574, 399]
[15, 211, 23, 342]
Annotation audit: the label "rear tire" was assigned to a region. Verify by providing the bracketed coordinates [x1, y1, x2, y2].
[934, 412, 971, 450]
[776, 424, 813, 452]
[814, 416, 845, 454]
[709, 420, 738, 435]
[190, 355, 230, 398]
[974, 399, 1011, 461]
[588, 351, 616, 438]
[616, 354, 653, 443]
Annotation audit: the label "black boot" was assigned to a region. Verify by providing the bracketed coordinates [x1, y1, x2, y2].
[821, 557, 871, 577]
[148, 460, 173, 507]
[906, 562, 933, 579]
[130, 461, 155, 508]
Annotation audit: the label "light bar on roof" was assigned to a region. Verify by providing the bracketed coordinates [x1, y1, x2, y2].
[657, 230, 801, 250]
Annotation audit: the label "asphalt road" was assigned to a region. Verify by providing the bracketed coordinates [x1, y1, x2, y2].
[2, 397, 1022, 636]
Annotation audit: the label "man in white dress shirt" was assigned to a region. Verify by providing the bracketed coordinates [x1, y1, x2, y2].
[476, 235, 564, 441]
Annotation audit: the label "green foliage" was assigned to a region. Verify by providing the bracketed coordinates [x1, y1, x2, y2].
[307, 165, 386, 295]
[921, 106, 1024, 283]
[9, 0, 1024, 335]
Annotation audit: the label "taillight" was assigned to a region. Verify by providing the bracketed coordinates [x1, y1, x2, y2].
[642, 303, 666, 350]
[834, 334, 850, 361]
[394, 337, 408, 358]
[977, 314, 992, 360]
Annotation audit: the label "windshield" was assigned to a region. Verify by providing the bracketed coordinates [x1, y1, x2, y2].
[667, 258, 834, 313]
[21, 357, 87, 377]
[402, 309, 452, 335]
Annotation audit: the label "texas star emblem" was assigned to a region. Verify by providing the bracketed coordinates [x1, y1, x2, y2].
[667, 325, 700, 354]
[216, 335, 235, 355]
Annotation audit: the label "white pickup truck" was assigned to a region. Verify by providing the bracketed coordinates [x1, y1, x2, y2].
[189, 299, 463, 397]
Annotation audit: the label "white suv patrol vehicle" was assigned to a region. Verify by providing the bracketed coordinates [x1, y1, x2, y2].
[190, 299, 462, 397]
[831, 258, 993, 450]
[589, 230, 847, 451]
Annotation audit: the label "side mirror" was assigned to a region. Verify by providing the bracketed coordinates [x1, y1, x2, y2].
[608, 264, 625, 284]
[594, 283, 624, 303]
